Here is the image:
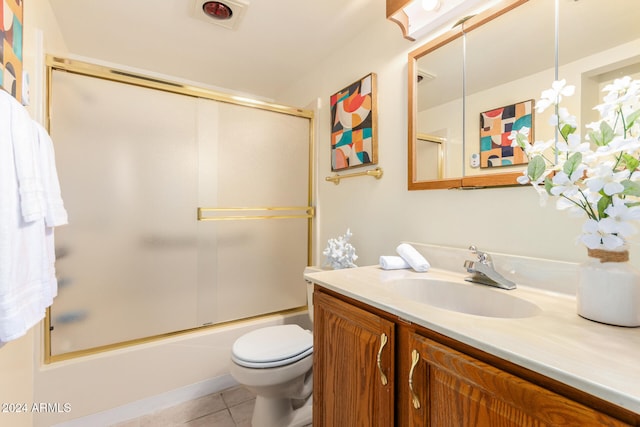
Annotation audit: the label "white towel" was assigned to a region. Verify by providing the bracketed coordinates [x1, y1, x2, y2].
[379, 256, 411, 270]
[34, 122, 68, 227]
[0, 91, 68, 343]
[10, 93, 45, 222]
[396, 243, 430, 272]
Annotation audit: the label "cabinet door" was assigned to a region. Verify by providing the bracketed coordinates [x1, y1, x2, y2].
[313, 290, 395, 426]
[401, 332, 629, 427]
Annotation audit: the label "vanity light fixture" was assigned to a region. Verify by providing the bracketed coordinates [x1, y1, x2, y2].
[387, 0, 495, 41]
[422, 0, 441, 11]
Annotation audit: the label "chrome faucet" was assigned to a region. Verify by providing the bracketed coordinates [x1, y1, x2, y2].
[464, 245, 516, 290]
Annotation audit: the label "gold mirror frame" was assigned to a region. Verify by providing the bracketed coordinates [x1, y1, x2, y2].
[408, 0, 529, 190]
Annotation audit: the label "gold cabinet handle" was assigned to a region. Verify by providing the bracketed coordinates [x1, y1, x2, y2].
[377, 333, 389, 386]
[409, 349, 421, 409]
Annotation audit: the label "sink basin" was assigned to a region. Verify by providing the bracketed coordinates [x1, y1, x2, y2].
[387, 278, 541, 319]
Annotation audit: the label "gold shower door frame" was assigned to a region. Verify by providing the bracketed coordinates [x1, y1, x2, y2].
[44, 56, 315, 362]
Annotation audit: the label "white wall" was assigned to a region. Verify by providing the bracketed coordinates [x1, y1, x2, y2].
[278, 3, 640, 270]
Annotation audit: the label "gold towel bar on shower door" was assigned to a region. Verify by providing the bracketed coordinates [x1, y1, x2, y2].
[325, 167, 383, 185]
[197, 206, 315, 221]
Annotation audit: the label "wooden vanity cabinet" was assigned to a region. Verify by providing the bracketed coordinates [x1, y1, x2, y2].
[314, 287, 638, 427]
[397, 328, 630, 427]
[313, 289, 395, 426]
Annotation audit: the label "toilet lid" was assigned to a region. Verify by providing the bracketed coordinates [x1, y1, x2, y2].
[232, 324, 313, 368]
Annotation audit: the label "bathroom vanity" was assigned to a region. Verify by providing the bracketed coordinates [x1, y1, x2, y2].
[305, 246, 640, 426]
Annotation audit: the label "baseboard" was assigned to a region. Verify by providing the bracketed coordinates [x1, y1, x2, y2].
[52, 374, 239, 427]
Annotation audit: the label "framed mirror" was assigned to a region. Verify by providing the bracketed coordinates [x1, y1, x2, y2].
[409, 0, 555, 190]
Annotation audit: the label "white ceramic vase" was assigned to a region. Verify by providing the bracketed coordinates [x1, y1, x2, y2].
[577, 248, 640, 327]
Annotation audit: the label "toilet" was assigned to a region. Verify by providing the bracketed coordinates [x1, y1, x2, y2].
[229, 267, 319, 427]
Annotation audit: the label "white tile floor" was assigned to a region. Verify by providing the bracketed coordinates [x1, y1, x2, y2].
[111, 386, 256, 427]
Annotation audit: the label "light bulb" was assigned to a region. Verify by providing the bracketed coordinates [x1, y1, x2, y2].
[421, 0, 441, 11]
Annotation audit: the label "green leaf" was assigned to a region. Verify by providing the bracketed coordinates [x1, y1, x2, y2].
[627, 108, 640, 128]
[563, 152, 582, 176]
[560, 123, 576, 140]
[622, 180, 640, 197]
[622, 153, 640, 172]
[589, 121, 615, 146]
[600, 121, 615, 145]
[544, 177, 554, 195]
[597, 194, 612, 218]
[527, 156, 546, 181]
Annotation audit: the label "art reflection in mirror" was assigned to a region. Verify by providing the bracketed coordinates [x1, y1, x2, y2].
[478, 99, 533, 169]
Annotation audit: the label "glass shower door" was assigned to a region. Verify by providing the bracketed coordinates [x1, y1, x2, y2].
[47, 60, 312, 358]
[50, 70, 200, 355]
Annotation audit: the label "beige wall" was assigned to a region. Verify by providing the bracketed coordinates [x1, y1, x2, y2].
[278, 7, 640, 272]
[0, 1, 68, 427]
[0, 334, 34, 427]
[2, 1, 638, 426]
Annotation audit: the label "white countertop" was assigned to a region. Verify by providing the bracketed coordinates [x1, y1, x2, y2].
[305, 265, 640, 414]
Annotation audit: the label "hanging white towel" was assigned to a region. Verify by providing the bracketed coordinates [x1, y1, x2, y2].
[10, 93, 44, 222]
[0, 90, 68, 343]
[34, 122, 68, 228]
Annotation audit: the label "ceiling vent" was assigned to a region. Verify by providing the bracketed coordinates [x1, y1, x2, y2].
[192, 0, 249, 30]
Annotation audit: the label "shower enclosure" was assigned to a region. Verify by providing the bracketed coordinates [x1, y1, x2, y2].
[45, 57, 314, 360]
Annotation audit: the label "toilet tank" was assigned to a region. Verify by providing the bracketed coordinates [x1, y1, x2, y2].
[303, 266, 324, 323]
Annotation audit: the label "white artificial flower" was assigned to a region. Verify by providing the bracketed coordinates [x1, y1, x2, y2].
[536, 79, 575, 113]
[585, 163, 626, 196]
[556, 133, 589, 155]
[549, 107, 578, 129]
[508, 127, 530, 149]
[525, 139, 554, 157]
[521, 77, 640, 251]
[580, 219, 625, 250]
[516, 170, 530, 185]
[602, 197, 640, 238]
[595, 136, 640, 156]
[595, 76, 640, 120]
[550, 170, 583, 198]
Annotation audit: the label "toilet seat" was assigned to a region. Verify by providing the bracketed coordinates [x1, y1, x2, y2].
[232, 324, 313, 369]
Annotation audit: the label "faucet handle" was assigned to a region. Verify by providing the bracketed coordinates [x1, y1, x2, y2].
[468, 245, 491, 264]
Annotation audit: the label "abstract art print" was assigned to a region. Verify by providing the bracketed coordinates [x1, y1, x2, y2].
[1, 0, 23, 103]
[330, 73, 377, 171]
[479, 99, 533, 168]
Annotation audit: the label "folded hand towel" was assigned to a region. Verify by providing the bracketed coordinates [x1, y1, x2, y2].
[379, 256, 411, 270]
[396, 243, 430, 272]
